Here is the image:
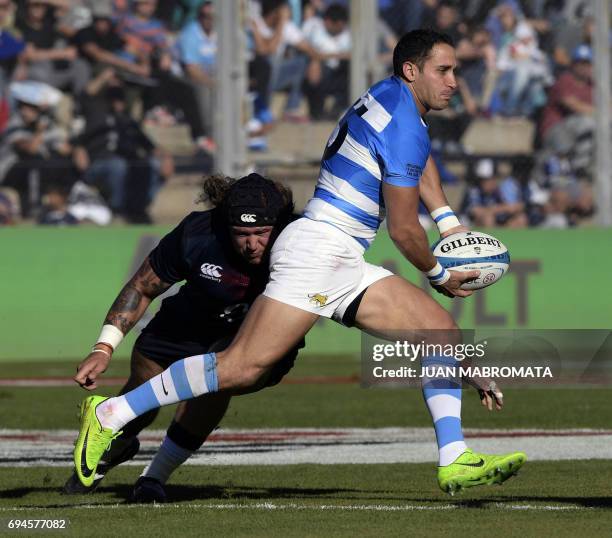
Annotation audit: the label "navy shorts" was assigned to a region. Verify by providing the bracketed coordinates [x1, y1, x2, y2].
[134, 330, 303, 387]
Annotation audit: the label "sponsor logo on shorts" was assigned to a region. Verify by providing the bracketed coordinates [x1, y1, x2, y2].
[240, 213, 256, 223]
[200, 263, 223, 282]
[308, 293, 328, 307]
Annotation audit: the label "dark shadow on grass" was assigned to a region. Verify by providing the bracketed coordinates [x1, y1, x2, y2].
[8, 485, 611, 510]
[117, 484, 409, 504]
[1, 483, 407, 506]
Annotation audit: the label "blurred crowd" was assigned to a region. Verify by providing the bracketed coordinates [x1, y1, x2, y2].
[0, 0, 603, 228]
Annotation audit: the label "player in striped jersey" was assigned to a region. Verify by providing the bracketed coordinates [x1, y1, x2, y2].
[74, 30, 525, 495]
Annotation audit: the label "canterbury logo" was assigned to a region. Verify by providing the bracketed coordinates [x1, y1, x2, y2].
[240, 213, 256, 223]
[200, 263, 223, 279]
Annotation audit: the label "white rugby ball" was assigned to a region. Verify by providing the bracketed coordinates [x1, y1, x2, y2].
[432, 231, 510, 290]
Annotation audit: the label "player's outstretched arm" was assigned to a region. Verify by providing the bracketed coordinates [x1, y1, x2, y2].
[74, 257, 171, 390]
[383, 182, 477, 298]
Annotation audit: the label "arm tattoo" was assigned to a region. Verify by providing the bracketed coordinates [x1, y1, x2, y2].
[104, 257, 171, 335]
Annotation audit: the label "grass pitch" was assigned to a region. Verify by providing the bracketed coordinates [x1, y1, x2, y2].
[1, 356, 611, 536]
[1, 463, 612, 537]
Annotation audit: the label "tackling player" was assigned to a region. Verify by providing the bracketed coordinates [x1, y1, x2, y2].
[74, 30, 525, 495]
[67, 173, 300, 502]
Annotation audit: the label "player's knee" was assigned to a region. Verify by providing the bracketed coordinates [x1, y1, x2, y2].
[217, 350, 268, 391]
[425, 311, 460, 345]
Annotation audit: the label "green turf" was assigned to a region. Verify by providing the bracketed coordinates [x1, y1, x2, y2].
[0, 355, 359, 379]
[2, 383, 612, 430]
[2, 359, 612, 535]
[2, 358, 612, 430]
[1, 463, 611, 537]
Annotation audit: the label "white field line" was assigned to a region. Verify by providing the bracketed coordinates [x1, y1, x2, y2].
[0, 502, 594, 513]
[1, 428, 611, 467]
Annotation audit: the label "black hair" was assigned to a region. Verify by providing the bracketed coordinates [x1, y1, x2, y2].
[393, 29, 454, 77]
[323, 4, 348, 22]
[261, 0, 287, 18]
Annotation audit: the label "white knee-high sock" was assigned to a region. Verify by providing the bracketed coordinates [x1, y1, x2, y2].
[421, 355, 468, 466]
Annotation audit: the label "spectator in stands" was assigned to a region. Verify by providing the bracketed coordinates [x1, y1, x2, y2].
[0, 188, 18, 224]
[115, 0, 172, 120]
[250, 0, 314, 121]
[378, 0, 423, 36]
[424, 1, 465, 44]
[176, 0, 216, 153]
[461, 158, 528, 228]
[551, 3, 593, 71]
[536, 150, 594, 227]
[52, 0, 96, 37]
[428, 75, 477, 156]
[37, 180, 79, 225]
[154, 0, 201, 32]
[0, 0, 24, 130]
[539, 44, 594, 171]
[302, 3, 350, 120]
[15, 0, 89, 96]
[492, 4, 551, 117]
[0, 0, 23, 75]
[0, 82, 74, 218]
[115, 0, 170, 66]
[112, 0, 209, 152]
[455, 26, 496, 109]
[74, 70, 173, 223]
[73, 3, 150, 80]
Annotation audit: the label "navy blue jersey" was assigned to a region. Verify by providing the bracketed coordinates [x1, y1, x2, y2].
[142, 210, 269, 342]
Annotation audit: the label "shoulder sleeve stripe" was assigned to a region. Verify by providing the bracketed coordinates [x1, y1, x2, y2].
[360, 94, 392, 133]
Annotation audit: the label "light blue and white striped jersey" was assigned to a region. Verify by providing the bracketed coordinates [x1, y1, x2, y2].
[303, 76, 431, 248]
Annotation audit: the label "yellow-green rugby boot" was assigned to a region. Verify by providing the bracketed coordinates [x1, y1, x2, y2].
[438, 449, 526, 495]
[74, 395, 123, 487]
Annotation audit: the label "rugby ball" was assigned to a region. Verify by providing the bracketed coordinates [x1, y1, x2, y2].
[432, 231, 510, 290]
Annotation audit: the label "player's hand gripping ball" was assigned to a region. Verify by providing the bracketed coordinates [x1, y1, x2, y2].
[433, 231, 510, 290]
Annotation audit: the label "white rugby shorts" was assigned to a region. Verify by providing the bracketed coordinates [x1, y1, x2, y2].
[263, 218, 393, 323]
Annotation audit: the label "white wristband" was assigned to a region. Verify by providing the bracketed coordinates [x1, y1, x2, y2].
[96, 324, 124, 351]
[431, 206, 461, 234]
[425, 262, 450, 285]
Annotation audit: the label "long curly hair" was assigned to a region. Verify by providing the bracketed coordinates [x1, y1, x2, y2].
[197, 174, 234, 207]
[197, 174, 294, 212]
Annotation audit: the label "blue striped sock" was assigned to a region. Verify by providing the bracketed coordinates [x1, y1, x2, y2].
[96, 353, 218, 432]
[421, 355, 467, 466]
